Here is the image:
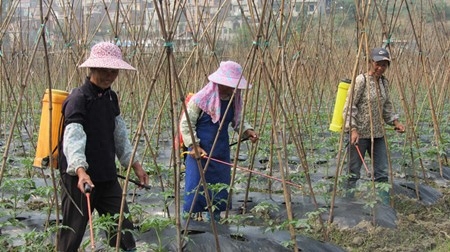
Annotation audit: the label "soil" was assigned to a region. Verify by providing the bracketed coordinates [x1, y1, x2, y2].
[1, 136, 449, 251]
[323, 187, 450, 252]
[1, 166, 449, 251]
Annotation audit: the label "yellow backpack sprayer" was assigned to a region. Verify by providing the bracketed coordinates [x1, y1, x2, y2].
[33, 89, 69, 169]
[329, 79, 351, 132]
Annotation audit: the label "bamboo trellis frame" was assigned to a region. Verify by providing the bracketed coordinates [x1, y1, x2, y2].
[0, 0, 449, 251]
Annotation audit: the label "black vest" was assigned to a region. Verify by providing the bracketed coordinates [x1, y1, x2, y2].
[60, 79, 120, 182]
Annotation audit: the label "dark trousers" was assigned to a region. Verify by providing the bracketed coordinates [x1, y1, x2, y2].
[57, 174, 136, 252]
[347, 137, 389, 188]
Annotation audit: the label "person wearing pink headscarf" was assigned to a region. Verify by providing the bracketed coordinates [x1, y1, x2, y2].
[57, 42, 148, 251]
[180, 61, 258, 222]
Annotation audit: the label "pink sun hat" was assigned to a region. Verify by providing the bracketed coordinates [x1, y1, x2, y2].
[208, 61, 251, 89]
[79, 42, 136, 71]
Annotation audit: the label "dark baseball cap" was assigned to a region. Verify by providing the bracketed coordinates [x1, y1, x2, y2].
[371, 47, 391, 62]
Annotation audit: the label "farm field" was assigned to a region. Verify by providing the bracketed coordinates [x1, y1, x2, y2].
[0, 1, 450, 251]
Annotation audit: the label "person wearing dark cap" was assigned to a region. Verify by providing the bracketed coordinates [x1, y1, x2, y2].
[180, 61, 258, 222]
[342, 47, 405, 204]
[57, 42, 149, 251]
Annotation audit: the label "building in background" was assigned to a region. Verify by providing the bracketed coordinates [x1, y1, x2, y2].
[8, 0, 331, 51]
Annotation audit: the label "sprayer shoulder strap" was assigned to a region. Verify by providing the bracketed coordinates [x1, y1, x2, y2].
[363, 74, 386, 89]
[56, 85, 92, 169]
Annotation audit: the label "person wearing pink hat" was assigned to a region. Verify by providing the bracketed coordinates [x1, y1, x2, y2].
[57, 42, 148, 251]
[180, 61, 258, 222]
[343, 47, 405, 204]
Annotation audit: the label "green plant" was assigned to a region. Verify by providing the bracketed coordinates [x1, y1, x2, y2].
[0, 216, 24, 250]
[19, 225, 58, 251]
[20, 157, 35, 178]
[160, 187, 176, 210]
[201, 182, 230, 213]
[313, 179, 333, 207]
[88, 212, 137, 251]
[358, 181, 391, 208]
[250, 201, 280, 220]
[30, 185, 54, 211]
[0, 177, 35, 218]
[221, 214, 253, 238]
[249, 201, 282, 233]
[128, 203, 145, 224]
[139, 216, 173, 251]
[280, 239, 296, 250]
[304, 207, 327, 232]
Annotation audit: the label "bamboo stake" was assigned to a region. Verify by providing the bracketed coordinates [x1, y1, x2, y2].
[2, 1, 450, 251]
[0, 0, 53, 186]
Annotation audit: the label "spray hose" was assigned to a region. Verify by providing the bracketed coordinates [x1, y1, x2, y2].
[84, 184, 95, 250]
[354, 143, 370, 174]
[180, 152, 302, 190]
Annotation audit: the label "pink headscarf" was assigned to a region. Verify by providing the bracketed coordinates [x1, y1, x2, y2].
[192, 82, 243, 129]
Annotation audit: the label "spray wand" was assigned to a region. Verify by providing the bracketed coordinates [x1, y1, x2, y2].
[84, 184, 95, 250]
